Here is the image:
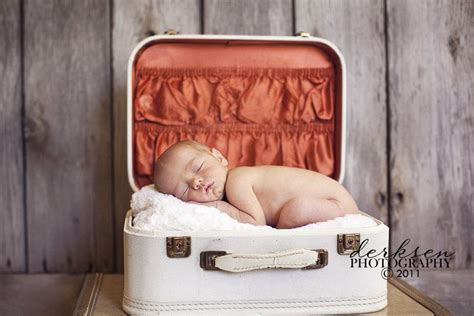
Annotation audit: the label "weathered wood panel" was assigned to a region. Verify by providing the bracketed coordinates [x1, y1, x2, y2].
[0, 274, 84, 316]
[388, 0, 473, 269]
[0, 0, 25, 272]
[204, 0, 293, 35]
[24, 0, 114, 272]
[0, 0, 471, 279]
[295, 0, 388, 222]
[112, 0, 201, 272]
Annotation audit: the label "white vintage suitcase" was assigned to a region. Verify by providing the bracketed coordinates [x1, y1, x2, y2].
[123, 34, 389, 315]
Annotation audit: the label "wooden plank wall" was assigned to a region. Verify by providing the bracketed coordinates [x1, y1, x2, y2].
[0, 0, 25, 272]
[295, 0, 388, 224]
[387, 0, 473, 269]
[0, 0, 472, 273]
[23, 0, 114, 272]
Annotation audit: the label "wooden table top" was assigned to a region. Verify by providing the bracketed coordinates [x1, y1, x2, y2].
[0, 273, 456, 315]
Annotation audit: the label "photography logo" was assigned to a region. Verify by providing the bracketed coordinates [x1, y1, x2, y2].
[349, 238, 455, 279]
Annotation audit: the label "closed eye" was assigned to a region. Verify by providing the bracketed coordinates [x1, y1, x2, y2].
[196, 161, 204, 172]
[181, 185, 189, 199]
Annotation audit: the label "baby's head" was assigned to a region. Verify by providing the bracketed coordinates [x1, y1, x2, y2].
[154, 140, 228, 202]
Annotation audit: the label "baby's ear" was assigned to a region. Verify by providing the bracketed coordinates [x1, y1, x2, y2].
[211, 148, 228, 167]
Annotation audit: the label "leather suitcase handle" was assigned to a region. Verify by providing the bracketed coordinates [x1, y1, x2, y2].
[200, 249, 328, 272]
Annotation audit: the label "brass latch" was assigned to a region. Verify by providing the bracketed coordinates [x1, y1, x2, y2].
[337, 233, 360, 255]
[166, 236, 191, 258]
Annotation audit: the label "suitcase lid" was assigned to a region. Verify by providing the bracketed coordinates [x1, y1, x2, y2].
[127, 34, 346, 192]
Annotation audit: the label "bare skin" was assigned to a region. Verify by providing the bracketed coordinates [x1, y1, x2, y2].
[154, 140, 358, 229]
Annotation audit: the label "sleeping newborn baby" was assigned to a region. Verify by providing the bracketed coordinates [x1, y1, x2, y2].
[154, 140, 358, 228]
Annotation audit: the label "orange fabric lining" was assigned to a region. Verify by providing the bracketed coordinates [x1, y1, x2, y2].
[132, 42, 337, 188]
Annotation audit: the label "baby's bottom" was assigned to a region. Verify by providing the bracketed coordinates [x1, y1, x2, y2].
[276, 197, 358, 229]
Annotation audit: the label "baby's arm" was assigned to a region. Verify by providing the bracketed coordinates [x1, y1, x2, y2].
[226, 187, 266, 225]
[189, 200, 262, 225]
[215, 201, 262, 225]
[225, 168, 266, 225]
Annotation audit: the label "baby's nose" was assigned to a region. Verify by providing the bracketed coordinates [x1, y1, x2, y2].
[191, 176, 203, 190]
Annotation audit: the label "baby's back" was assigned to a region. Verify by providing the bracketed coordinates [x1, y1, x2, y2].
[227, 166, 358, 224]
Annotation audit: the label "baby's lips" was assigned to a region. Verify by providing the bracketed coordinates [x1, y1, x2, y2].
[205, 181, 215, 194]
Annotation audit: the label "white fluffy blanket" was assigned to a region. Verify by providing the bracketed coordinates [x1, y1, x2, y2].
[132, 185, 377, 231]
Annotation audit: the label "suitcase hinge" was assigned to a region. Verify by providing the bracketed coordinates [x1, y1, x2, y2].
[166, 236, 191, 258]
[296, 31, 312, 38]
[337, 233, 360, 255]
[163, 29, 180, 35]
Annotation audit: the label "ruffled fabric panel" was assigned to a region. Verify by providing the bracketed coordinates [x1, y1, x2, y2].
[133, 67, 335, 187]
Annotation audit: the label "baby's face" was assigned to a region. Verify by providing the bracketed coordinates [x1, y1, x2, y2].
[154, 143, 228, 202]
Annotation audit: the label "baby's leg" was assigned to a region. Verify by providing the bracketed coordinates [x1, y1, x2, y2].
[276, 197, 356, 229]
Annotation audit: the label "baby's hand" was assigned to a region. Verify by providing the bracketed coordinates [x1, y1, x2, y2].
[188, 200, 218, 208]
